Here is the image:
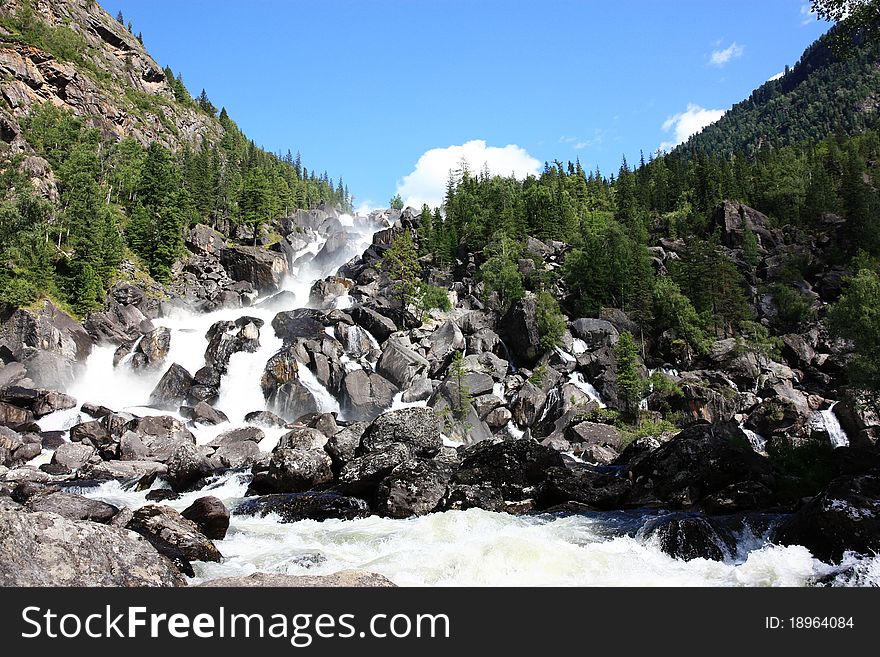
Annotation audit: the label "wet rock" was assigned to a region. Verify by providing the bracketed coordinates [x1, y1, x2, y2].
[0, 509, 185, 586]
[627, 421, 776, 511]
[542, 466, 632, 510]
[338, 443, 410, 495]
[81, 460, 167, 481]
[350, 306, 397, 343]
[127, 505, 222, 570]
[204, 317, 262, 373]
[510, 381, 547, 427]
[165, 442, 212, 492]
[570, 319, 619, 351]
[244, 410, 289, 428]
[145, 489, 179, 502]
[198, 570, 395, 587]
[122, 416, 196, 461]
[376, 458, 453, 517]
[640, 513, 738, 561]
[271, 311, 327, 344]
[454, 440, 565, 502]
[325, 423, 366, 469]
[213, 440, 262, 469]
[309, 277, 354, 309]
[250, 448, 334, 494]
[209, 426, 265, 446]
[181, 496, 230, 540]
[148, 363, 194, 411]
[277, 427, 328, 451]
[773, 474, 880, 562]
[441, 483, 506, 512]
[234, 492, 370, 523]
[180, 401, 229, 426]
[360, 407, 442, 458]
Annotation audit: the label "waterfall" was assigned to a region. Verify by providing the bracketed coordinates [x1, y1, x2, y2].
[810, 402, 850, 448]
[741, 426, 768, 453]
[567, 372, 606, 408]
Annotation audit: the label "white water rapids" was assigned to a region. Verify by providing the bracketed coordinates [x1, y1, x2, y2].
[33, 212, 880, 586]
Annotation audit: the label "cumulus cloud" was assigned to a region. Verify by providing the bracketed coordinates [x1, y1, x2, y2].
[395, 139, 541, 209]
[659, 103, 726, 151]
[709, 41, 744, 66]
[768, 71, 785, 82]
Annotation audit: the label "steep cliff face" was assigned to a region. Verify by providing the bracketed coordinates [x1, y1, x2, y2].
[0, 0, 221, 155]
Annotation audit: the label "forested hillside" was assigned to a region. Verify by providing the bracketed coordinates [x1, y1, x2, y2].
[0, 0, 351, 315]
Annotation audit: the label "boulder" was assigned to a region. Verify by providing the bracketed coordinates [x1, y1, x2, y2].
[360, 407, 442, 458]
[271, 310, 327, 344]
[25, 491, 118, 523]
[213, 440, 261, 469]
[570, 319, 619, 351]
[186, 224, 226, 255]
[640, 513, 737, 561]
[309, 277, 354, 309]
[181, 496, 230, 540]
[566, 422, 623, 450]
[541, 466, 632, 509]
[0, 509, 185, 586]
[197, 570, 395, 588]
[341, 369, 398, 422]
[166, 442, 213, 492]
[51, 442, 96, 471]
[251, 448, 333, 494]
[627, 422, 776, 511]
[234, 492, 370, 523]
[376, 458, 452, 517]
[0, 400, 33, 429]
[122, 416, 196, 462]
[127, 505, 222, 571]
[453, 440, 565, 502]
[219, 245, 289, 294]
[180, 401, 229, 426]
[204, 317, 262, 373]
[349, 306, 397, 343]
[376, 338, 430, 389]
[499, 296, 542, 368]
[773, 474, 880, 562]
[338, 443, 409, 495]
[148, 363, 194, 411]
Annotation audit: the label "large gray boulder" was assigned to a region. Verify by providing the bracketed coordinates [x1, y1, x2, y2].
[0, 509, 185, 586]
[570, 318, 619, 351]
[204, 317, 262, 374]
[341, 369, 398, 422]
[148, 363, 194, 411]
[376, 338, 430, 389]
[360, 407, 442, 458]
[127, 505, 222, 569]
[499, 295, 542, 368]
[219, 245, 289, 294]
[251, 448, 334, 494]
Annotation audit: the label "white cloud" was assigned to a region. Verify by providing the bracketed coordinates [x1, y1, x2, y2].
[659, 103, 726, 151]
[354, 199, 380, 216]
[768, 71, 785, 82]
[709, 41, 744, 66]
[395, 139, 541, 210]
[800, 3, 817, 25]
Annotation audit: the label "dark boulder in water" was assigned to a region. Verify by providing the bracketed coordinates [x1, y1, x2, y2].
[376, 458, 453, 518]
[234, 492, 370, 523]
[773, 473, 880, 563]
[453, 440, 565, 503]
[640, 513, 737, 562]
[181, 496, 230, 540]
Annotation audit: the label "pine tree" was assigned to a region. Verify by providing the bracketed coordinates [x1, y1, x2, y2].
[381, 229, 421, 310]
[614, 331, 646, 422]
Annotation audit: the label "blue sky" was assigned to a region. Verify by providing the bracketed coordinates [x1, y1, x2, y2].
[104, 0, 830, 211]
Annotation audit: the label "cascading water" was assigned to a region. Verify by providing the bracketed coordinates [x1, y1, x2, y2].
[35, 210, 880, 587]
[809, 403, 850, 448]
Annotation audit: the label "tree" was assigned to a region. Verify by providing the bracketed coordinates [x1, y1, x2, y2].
[536, 291, 566, 353]
[811, 0, 880, 55]
[389, 193, 404, 210]
[613, 331, 647, 422]
[115, 10, 124, 25]
[481, 232, 524, 312]
[828, 265, 880, 411]
[381, 229, 421, 310]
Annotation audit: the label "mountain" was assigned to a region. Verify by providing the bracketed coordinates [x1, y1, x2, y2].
[0, 0, 219, 156]
[0, 0, 352, 317]
[681, 27, 880, 156]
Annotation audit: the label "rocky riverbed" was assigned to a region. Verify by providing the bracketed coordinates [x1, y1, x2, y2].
[1, 204, 879, 586]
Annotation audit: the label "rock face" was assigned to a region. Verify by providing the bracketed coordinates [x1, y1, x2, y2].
[360, 407, 442, 458]
[0, 509, 185, 586]
[773, 474, 880, 562]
